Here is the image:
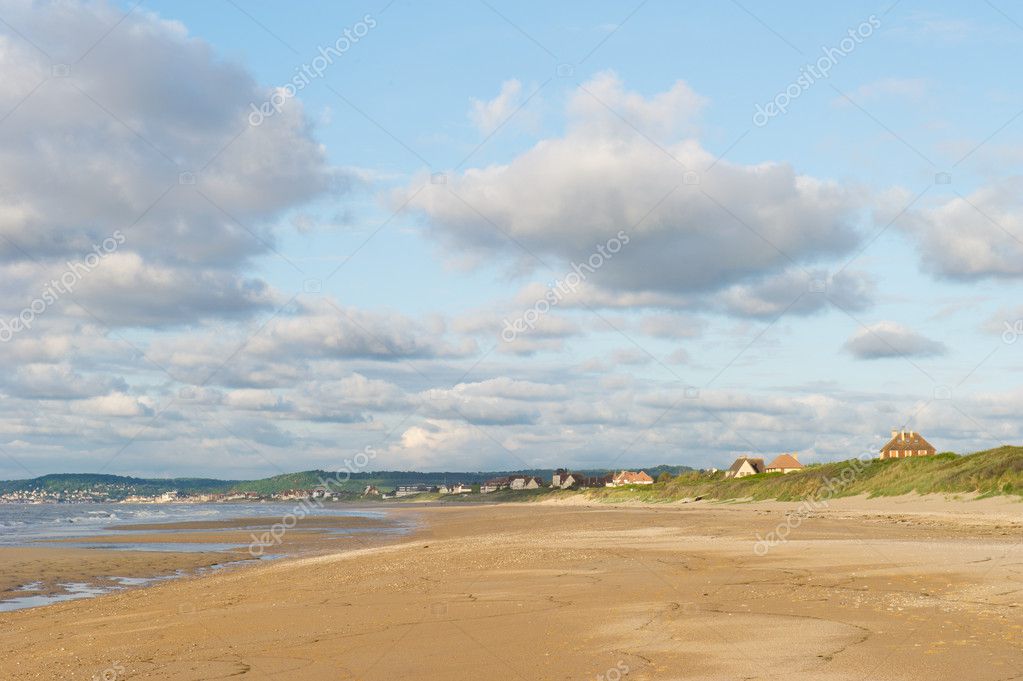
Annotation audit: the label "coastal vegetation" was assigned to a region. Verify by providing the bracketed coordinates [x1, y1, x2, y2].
[587, 446, 1023, 503]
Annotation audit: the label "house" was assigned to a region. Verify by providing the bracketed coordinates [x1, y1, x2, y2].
[509, 476, 543, 490]
[393, 484, 436, 497]
[551, 469, 572, 488]
[724, 457, 765, 478]
[480, 477, 511, 494]
[608, 471, 654, 487]
[362, 485, 381, 497]
[437, 482, 471, 494]
[552, 470, 612, 489]
[765, 453, 803, 474]
[880, 430, 936, 459]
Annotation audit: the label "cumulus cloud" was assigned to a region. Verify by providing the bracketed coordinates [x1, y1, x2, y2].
[72, 392, 154, 418]
[891, 179, 1023, 279]
[4, 364, 126, 399]
[500, 268, 873, 320]
[245, 300, 478, 362]
[639, 313, 704, 339]
[406, 72, 865, 316]
[0, 0, 336, 328]
[843, 322, 947, 360]
[469, 79, 523, 134]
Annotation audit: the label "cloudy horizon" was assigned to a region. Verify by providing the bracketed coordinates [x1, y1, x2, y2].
[1, 0, 1021, 479]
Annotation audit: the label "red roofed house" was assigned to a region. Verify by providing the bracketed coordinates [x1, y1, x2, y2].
[880, 430, 936, 460]
[766, 453, 803, 474]
[608, 471, 654, 487]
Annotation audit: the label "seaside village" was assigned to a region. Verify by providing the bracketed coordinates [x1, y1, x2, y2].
[370, 468, 658, 500]
[0, 430, 937, 504]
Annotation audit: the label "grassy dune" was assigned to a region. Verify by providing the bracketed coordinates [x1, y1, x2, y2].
[586, 446, 1023, 503]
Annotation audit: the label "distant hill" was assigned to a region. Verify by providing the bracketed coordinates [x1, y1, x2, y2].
[0, 473, 239, 496]
[0, 465, 695, 497]
[588, 446, 1023, 502]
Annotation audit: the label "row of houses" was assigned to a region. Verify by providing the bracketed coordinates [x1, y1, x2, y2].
[724, 429, 938, 478]
[365, 470, 657, 498]
[484, 469, 655, 493]
[724, 453, 804, 478]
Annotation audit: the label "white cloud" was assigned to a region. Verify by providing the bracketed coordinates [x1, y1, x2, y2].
[0, 0, 337, 328]
[4, 364, 125, 399]
[568, 71, 706, 140]
[843, 322, 947, 360]
[639, 313, 704, 339]
[893, 179, 1023, 279]
[406, 72, 865, 316]
[469, 79, 523, 134]
[245, 300, 478, 362]
[73, 392, 154, 417]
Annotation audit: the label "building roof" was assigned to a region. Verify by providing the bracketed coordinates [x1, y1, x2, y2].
[614, 470, 653, 483]
[881, 431, 935, 453]
[766, 454, 802, 470]
[727, 457, 765, 474]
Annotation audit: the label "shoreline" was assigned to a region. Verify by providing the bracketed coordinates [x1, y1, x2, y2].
[0, 511, 416, 612]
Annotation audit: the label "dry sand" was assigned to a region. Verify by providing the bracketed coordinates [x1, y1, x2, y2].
[0, 499, 1020, 680]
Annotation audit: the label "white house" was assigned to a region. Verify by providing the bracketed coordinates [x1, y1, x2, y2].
[724, 457, 765, 478]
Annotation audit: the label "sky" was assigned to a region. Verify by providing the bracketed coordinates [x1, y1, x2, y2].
[1, 0, 1022, 479]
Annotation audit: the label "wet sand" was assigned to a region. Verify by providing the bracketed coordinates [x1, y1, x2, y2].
[0, 513, 407, 606]
[0, 500, 1019, 680]
[0, 547, 240, 601]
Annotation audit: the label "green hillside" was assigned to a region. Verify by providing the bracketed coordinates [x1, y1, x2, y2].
[587, 446, 1023, 503]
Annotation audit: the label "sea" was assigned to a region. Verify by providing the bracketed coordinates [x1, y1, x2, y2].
[0, 502, 389, 548]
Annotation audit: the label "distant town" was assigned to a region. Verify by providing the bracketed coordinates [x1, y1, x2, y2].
[0, 468, 658, 504]
[0, 430, 939, 504]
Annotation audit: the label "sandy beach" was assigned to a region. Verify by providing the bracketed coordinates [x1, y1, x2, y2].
[0, 497, 1020, 680]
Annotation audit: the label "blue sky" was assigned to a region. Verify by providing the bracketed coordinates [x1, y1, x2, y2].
[0, 0, 1021, 478]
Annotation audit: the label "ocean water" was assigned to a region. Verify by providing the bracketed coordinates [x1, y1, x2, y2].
[0, 502, 390, 547]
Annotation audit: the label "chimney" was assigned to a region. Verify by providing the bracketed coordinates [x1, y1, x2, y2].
[891, 429, 898, 439]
